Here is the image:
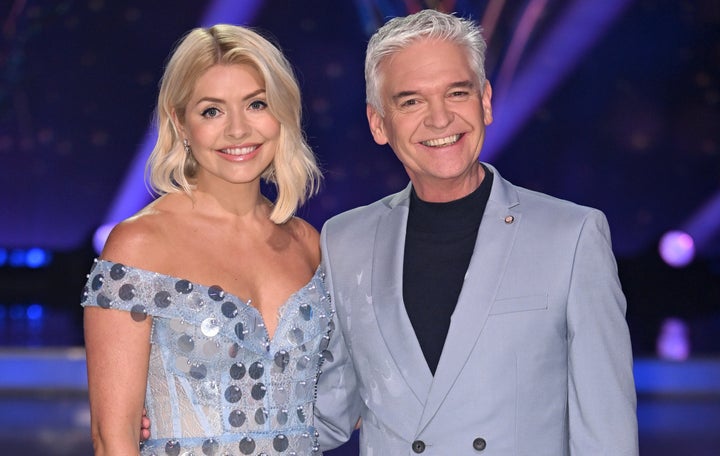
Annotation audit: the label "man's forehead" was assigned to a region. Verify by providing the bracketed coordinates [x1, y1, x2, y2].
[379, 39, 472, 75]
[390, 79, 476, 99]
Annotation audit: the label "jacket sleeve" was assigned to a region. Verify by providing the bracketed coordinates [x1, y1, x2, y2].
[567, 209, 639, 455]
[314, 224, 363, 451]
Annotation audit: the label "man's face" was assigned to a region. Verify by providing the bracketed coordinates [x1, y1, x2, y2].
[367, 38, 493, 202]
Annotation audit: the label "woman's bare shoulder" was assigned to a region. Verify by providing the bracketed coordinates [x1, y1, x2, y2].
[287, 216, 320, 262]
[100, 196, 182, 269]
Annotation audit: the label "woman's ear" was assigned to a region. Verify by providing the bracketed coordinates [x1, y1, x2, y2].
[171, 109, 185, 138]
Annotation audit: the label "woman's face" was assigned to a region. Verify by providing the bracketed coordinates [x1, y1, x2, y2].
[177, 63, 281, 188]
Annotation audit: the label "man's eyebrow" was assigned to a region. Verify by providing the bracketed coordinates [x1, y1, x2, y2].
[391, 90, 419, 102]
[391, 80, 476, 101]
[448, 80, 475, 90]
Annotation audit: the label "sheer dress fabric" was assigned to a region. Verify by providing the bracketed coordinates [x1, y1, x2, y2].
[82, 259, 334, 456]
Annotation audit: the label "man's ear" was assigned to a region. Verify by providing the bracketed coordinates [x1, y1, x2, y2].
[366, 104, 389, 145]
[481, 82, 493, 126]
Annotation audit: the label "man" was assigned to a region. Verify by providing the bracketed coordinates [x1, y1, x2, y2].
[314, 9, 638, 455]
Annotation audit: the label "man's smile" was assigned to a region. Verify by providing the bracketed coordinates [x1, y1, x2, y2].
[420, 133, 462, 147]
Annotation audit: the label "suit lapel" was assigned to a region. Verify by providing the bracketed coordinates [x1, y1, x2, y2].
[372, 186, 434, 404]
[419, 165, 521, 429]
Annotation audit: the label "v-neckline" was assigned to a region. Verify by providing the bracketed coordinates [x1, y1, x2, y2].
[95, 259, 322, 344]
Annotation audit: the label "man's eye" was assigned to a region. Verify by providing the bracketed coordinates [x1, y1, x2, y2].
[400, 99, 418, 107]
[450, 91, 469, 98]
[201, 107, 221, 118]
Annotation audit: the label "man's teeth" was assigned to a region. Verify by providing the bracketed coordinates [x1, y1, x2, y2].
[222, 146, 257, 156]
[422, 134, 461, 147]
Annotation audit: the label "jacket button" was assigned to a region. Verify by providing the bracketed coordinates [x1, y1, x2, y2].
[412, 440, 426, 453]
[473, 437, 487, 451]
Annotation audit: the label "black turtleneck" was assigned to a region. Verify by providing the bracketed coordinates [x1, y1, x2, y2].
[402, 168, 493, 375]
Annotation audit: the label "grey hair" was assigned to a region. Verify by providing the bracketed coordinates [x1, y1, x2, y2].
[365, 9, 487, 116]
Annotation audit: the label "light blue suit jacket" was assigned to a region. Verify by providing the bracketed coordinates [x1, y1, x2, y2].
[315, 164, 638, 455]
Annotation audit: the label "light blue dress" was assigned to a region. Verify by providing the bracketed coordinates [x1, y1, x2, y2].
[82, 259, 333, 456]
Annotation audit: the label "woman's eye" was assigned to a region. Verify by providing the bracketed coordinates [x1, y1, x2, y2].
[249, 100, 268, 110]
[201, 107, 221, 118]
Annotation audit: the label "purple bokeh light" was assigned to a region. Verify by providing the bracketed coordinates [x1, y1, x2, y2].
[93, 224, 115, 255]
[659, 230, 695, 268]
[656, 317, 690, 361]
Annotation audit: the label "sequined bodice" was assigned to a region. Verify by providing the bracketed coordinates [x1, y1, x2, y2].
[82, 259, 333, 456]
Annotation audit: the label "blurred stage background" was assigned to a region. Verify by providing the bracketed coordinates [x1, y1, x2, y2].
[0, 0, 719, 454]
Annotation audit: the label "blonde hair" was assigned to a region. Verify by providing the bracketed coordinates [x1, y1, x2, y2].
[147, 24, 321, 223]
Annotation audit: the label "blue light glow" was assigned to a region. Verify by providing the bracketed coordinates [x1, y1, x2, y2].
[1, 248, 52, 268]
[9, 305, 25, 320]
[25, 248, 51, 268]
[9, 249, 25, 267]
[26, 304, 44, 321]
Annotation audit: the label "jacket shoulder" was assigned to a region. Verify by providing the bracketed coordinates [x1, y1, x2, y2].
[514, 185, 602, 223]
[323, 191, 401, 234]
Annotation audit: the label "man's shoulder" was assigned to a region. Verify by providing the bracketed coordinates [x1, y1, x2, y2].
[491, 171, 606, 231]
[517, 185, 593, 213]
[487, 164, 597, 217]
[324, 189, 405, 230]
[514, 189, 612, 243]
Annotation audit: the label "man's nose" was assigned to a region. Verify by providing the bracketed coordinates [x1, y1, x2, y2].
[424, 100, 454, 129]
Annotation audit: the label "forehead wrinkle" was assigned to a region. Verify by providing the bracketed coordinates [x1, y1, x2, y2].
[391, 80, 476, 102]
[449, 80, 476, 90]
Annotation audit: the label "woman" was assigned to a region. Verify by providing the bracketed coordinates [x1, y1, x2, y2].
[82, 24, 331, 455]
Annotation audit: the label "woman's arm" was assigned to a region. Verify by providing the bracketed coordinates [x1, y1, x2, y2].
[85, 306, 151, 455]
[84, 219, 156, 455]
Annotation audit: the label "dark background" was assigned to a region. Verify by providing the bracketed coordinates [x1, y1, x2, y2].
[1, 1, 719, 455]
[1, 1, 718, 353]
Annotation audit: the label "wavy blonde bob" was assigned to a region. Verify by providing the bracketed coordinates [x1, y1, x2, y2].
[147, 24, 321, 224]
